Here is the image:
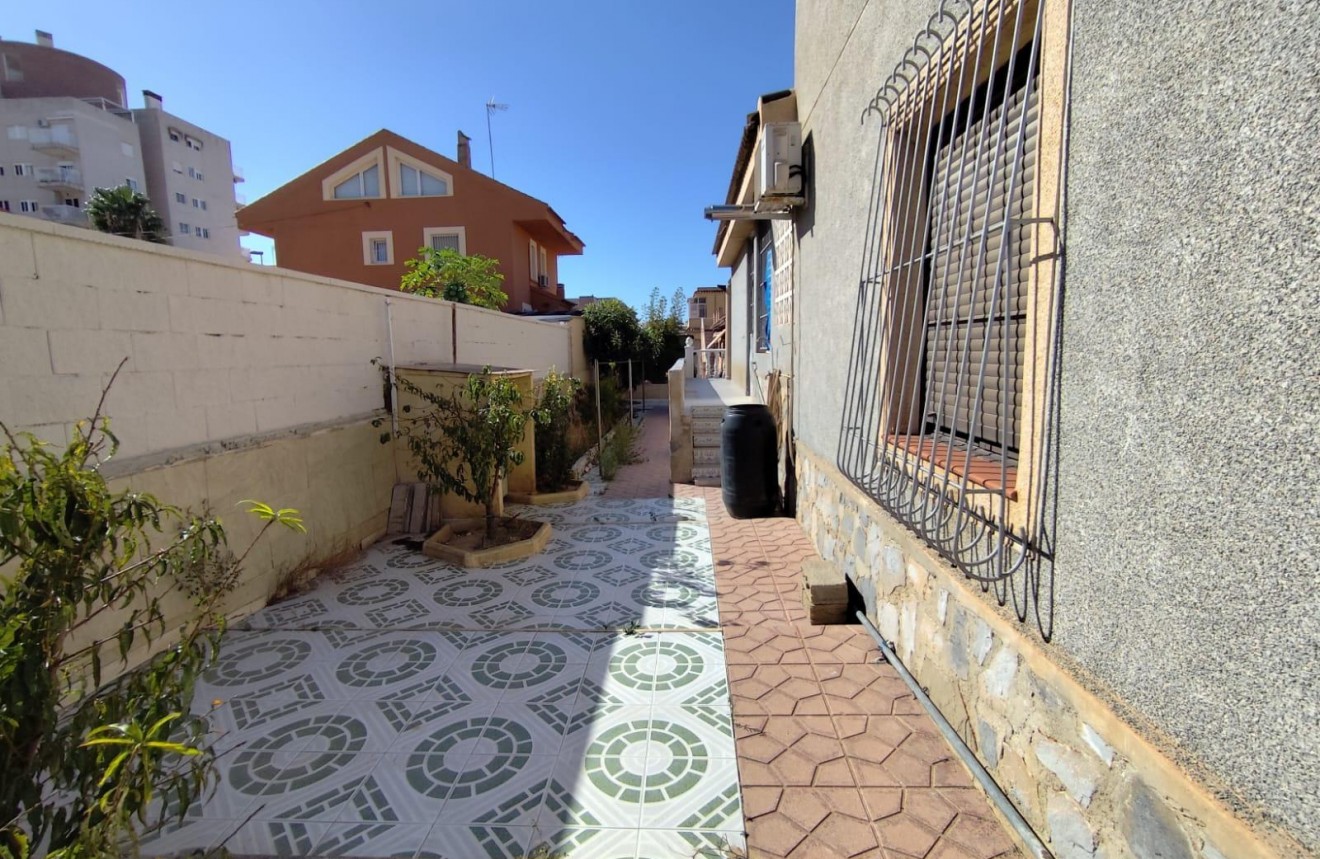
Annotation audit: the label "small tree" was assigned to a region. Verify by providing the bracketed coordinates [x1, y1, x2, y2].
[84, 186, 167, 244]
[386, 368, 529, 545]
[532, 371, 582, 492]
[638, 287, 687, 383]
[0, 374, 303, 859]
[582, 298, 641, 364]
[400, 247, 508, 310]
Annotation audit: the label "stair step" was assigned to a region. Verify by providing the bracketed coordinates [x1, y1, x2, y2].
[690, 405, 725, 419]
[693, 447, 720, 465]
[692, 417, 722, 434]
[693, 433, 721, 448]
[693, 465, 722, 487]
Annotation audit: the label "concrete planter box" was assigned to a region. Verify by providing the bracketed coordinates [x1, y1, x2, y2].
[505, 480, 590, 506]
[422, 517, 552, 568]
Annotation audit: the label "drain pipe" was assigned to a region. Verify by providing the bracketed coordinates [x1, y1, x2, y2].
[385, 297, 399, 435]
[856, 611, 1053, 859]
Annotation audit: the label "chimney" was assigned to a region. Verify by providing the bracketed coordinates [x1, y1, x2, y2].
[457, 131, 472, 169]
[556, 284, 565, 299]
[35, 30, 54, 48]
[142, 89, 163, 110]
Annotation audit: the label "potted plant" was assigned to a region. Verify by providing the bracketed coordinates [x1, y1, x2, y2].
[386, 367, 551, 566]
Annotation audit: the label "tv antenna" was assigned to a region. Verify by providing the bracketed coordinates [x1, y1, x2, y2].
[485, 98, 509, 179]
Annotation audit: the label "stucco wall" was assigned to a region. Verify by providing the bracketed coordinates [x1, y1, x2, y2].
[790, 0, 1317, 853]
[0, 214, 577, 465]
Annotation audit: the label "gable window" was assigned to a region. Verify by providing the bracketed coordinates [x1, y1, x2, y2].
[385, 147, 453, 198]
[424, 226, 467, 255]
[399, 164, 449, 197]
[362, 231, 394, 265]
[333, 164, 380, 199]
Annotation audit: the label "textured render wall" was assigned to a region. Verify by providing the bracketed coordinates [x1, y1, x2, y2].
[790, 0, 1317, 854]
[1057, 0, 1319, 848]
[0, 215, 574, 464]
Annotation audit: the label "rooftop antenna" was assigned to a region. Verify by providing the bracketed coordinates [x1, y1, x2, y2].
[485, 98, 509, 179]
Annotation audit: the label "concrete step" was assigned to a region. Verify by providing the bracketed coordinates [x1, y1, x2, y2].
[692, 417, 722, 435]
[689, 405, 725, 420]
[693, 465, 722, 486]
[693, 433, 721, 449]
[694, 447, 720, 466]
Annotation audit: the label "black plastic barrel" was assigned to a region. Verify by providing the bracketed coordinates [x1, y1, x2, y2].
[721, 404, 779, 518]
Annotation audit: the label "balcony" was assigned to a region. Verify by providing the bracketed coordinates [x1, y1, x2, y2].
[28, 126, 79, 156]
[35, 166, 83, 193]
[37, 205, 88, 228]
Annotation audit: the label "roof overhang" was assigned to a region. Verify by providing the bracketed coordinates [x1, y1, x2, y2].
[710, 89, 798, 268]
[517, 217, 584, 255]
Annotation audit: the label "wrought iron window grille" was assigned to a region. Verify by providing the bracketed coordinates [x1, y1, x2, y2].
[838, 0, 1066, 638]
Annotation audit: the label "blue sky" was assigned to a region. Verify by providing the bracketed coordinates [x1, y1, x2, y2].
[11, 1, 793, 312]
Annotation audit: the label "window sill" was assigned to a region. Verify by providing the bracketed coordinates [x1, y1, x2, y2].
[887, 434, 1018, 500]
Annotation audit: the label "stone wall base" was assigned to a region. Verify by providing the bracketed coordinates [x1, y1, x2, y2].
[794, 444, 1297, 859]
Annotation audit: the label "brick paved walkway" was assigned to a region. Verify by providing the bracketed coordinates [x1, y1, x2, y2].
[610, 409, 1021, 858]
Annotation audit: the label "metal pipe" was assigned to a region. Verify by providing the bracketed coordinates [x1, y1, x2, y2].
[855, 610, 1052, 859]
[384, 297, 399, 436]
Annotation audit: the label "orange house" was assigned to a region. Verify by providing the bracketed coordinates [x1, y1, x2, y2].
[237, 129, 583, 313]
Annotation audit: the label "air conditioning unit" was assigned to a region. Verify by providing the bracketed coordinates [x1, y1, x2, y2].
[537, 275, 548, 287]
[757, 121, 803, 199]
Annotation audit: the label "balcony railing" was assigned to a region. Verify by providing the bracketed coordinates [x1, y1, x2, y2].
[28, 126, 79, 154]
[38, 205, 88, 227]
[35, 166, 83, 191]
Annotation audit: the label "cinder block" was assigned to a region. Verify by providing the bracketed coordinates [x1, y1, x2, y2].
[48, 329, 133, 375]
[97, 287, 172, 333]
[0, 326, 53, 375]
[803, 558, 849, 604]
[205, 401, 256, 441]
[173, 368, 232, 411]
[132, 332, 200, 371]
[2, 373, 105, 425]
[1, 277, 101, 330]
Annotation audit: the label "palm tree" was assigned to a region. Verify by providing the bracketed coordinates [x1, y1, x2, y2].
[84, 186, 167, 244]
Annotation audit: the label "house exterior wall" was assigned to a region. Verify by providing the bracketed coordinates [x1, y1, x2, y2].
[132, 105, 242, 256]
[688, 287, 728, 330]
[0, 38, 126, 104]
[0, 98, 145, 222]
[237, 132, 578, 313]
[785, 0, 1317, 856]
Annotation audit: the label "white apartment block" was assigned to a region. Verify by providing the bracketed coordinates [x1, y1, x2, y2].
[0, 31, 242, 257]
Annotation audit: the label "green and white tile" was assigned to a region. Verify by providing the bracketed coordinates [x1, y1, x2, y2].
[312, 821, 432, 858]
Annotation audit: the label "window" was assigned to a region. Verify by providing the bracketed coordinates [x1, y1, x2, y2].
[2, 53, 23, 82]
[333, 165, 380, 199]
[398, 163, 449, 197]
[539, 247, 549, 286]
[168, 129, 181, 142]
[195, 170, 204, 180]
[120, 142, 134, 157]
[528, 240, 539, 281]
[20, 201, 39, 213]
[7, 125, 26, 140]
[0, 201, 9, 212]
[837, 0, 1065, 617]
[423, 226, 466, 255]
[362, 231, 393, 265]
[175, 192, 187, 204]
[198, 227, 210, 239]
[756, 240, 772, 352]
[0, 167, 5, 176]
[200, 200, 207, 211]
[187, 167, 196, 178]
[179, 223, 190, 234]
[172, 160, 183, 174]
[126, 178, 138, 191]
[185, 136, 202, 151]
[62, 198, 79, 207]
[385, 147, 453, 198]
[192, 198, 200, 208]
[14, 164, 33, 177]
[695, 297, 708, 319]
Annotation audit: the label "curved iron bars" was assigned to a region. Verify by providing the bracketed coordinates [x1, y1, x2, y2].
[837, 0, 1064, 639]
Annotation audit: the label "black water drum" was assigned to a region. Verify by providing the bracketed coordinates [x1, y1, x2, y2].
[721, 404, 779, 518]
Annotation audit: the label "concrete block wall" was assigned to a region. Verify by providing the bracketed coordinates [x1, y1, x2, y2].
[795, 446, 1303, 859]
[0, 214, 577, 464]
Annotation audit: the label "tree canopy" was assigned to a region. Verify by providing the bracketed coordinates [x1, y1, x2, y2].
[582, 298, 642, 363]
[84, 186, 167, 244]
[400, 248, 508, 310]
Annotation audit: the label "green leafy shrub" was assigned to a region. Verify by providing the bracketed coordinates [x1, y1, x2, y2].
[599, 419, 642, 481]
[0, 398, 302, 859]
[84, 186, 166, 244]
[582, 298, 641, 364]
[531, 371, 582, 493]
[400, 247, 508, 310]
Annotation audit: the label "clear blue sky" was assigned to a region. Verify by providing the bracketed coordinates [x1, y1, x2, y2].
[11, 1, 793, 312]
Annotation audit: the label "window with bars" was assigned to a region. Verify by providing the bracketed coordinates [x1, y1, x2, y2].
[837, 0, 1065, 634]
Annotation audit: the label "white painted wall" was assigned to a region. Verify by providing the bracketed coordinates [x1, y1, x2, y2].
[0, 214, 575, 463]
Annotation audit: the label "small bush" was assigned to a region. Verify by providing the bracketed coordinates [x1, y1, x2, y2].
[599, 419, 642, 481]
[532, 371, 582, 493]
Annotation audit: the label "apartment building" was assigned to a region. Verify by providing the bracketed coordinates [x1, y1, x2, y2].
[0, 31, 241, 256]
[237, 129, 584, 313]
[133, 92, 242, 255]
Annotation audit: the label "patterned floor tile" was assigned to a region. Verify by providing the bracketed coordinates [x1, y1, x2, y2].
[312, 821, 432, 858]
[223, 819, 333, 856]
[417, 824, 533, 859]
[243, 752, 382, 822]
[635, 829, 748, 859]
[528, 826, 640, 858]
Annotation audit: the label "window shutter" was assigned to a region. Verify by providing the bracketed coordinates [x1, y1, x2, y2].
[923, 68, 1038, 454]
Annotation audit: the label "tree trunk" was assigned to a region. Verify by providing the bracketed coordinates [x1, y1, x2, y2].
[485, 473, 500, 546]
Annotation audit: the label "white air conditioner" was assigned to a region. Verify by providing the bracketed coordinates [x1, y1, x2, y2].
[757, 121, 803, 199]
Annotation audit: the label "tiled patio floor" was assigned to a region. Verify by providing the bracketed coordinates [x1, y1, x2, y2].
[144, 496, 745, 859]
